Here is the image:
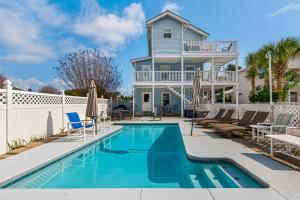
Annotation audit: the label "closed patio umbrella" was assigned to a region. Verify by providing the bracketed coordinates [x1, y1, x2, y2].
[86, 79, 98, 135]
[190, 68, 202, 136]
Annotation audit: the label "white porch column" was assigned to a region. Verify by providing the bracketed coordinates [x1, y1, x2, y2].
[61, 89, 65, 129]
[132, 86, 135, 117]
[288, 90, 291, 103]
[235, 58, 239, 119]
[181, 85, 184, 117]
[181, 57, 184, 82]
[222, 87, 225, 103]
[152, 57, 155, 83]
[211, 58, 215, 82]
[211, 85, 215, 105]
[152, 85, 154, 112]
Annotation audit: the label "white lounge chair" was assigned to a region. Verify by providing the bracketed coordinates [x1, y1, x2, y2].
[266, 128, 300, 156]
[250, 113, 294, 142]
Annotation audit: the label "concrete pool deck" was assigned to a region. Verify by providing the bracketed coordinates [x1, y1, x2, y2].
[0, 118, 299, 200]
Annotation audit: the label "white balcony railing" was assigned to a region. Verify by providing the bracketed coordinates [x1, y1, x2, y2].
[183, 41, 237, 53]
[134, 71, 152, 82]
[183, 71, 211, 82]
[214, 71, 236, 82]
[155, 71, 181, 82]
[134, 70, 236, 83]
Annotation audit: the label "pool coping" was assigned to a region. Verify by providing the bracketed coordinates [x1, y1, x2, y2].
[0, 118, 299, 200]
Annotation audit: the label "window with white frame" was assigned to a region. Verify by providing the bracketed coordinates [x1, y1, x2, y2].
[163, 27, 172, 38]
[185, 65, 195, 71]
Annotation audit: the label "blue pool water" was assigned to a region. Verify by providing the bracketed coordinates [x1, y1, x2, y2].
[2, 124, 264, 188]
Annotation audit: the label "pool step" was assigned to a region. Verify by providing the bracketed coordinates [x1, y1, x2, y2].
[17, 163, 63, 188]
[189, 174, 201, 188]
[202, 168, 223, 188]
[215, 165, 241, 188]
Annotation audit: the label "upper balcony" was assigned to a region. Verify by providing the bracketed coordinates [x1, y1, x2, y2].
[133, 70, 237, 85]
[183, 41, 237, 54]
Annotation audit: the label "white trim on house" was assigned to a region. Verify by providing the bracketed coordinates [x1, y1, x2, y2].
[147, 11, 189, 25]
[161, 92, 171, 106]
[131, 56, 152, 63]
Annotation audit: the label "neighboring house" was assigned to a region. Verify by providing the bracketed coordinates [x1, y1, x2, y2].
[131, 11, 239, 116]
[239, 55, 300, 103]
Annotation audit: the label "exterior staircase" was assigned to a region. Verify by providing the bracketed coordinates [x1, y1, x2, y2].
[166, 86, 193, 109]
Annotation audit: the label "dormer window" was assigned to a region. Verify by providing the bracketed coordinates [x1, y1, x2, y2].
[163, 27, 172, 38]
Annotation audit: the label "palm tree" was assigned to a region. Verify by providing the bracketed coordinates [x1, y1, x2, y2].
[272, 37, 300, 101]
[256, 43, 275, 88]
[245, 52, 258, 92]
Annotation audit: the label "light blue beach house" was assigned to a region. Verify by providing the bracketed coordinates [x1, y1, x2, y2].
[131, 11, 239, 117]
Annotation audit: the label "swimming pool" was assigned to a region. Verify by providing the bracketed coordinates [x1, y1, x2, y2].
[2, 124, 265, 188]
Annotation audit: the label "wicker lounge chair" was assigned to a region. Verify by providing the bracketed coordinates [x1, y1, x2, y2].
[210, 111, 269, 138]
[196, 108, 226, 122]
[197, 109, 235, 127]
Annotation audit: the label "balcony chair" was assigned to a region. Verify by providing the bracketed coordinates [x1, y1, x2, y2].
[222, 43, 233, 52]
[66, 112, 95, 141]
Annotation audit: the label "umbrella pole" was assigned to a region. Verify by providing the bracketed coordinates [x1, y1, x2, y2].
[95, 117, 97, 135]
[190, 109, 195, 136]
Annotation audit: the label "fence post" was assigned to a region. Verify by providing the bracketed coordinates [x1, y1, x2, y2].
[61, 89, 65, 130]
[110, 97, 113, 113]
[4, 80, 12, 152]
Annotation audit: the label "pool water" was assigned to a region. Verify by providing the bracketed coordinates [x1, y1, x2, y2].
[2, 124, 264, 188]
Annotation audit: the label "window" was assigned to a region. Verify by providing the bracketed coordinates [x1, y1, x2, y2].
[160, 65, 170, 71]
[144, 93, 150, 102]
[142, 65, 151, 71]
[185, 65, 195, 71]
[163, 27, 172, 38]
[290, 92, 298, 102]
[162, 93, 171, 106]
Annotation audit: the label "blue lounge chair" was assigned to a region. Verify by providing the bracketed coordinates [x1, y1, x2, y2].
[66, 112, 95, 141]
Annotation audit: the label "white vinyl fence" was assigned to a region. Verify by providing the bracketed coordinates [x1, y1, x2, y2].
[0, 80, 110, 154]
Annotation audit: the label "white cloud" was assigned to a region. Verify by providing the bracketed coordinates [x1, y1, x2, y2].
[269, 2, 300, 17]
[9, 77, 67, 91]
[0, 0, 67, 63]
[161, 1, 183, 14]
[57, 38, 87, 54]
[73, 1, 145, 50]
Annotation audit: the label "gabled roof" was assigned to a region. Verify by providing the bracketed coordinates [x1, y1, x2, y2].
[147, 10, 209, 37]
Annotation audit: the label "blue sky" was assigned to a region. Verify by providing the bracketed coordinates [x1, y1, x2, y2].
[0, 0, 300, 93]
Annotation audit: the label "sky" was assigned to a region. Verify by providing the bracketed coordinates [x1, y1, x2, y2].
[0, 0, 300, 94]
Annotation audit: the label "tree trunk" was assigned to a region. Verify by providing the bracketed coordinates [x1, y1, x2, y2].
[277, 75, 284, 101]
[251, 78, 256, 92]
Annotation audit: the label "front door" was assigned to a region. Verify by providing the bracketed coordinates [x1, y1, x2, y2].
[142, 92, 151, 112]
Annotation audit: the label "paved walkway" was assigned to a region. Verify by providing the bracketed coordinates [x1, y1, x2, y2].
[0, 118, 299, 200]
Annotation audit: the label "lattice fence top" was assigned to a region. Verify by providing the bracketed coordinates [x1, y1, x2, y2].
[65, 96, 88, 105]
[0, 90, 6, 104]
[274, 105, 300, 127]
[207, 103, 300, 127]
[12, 91, 62, 105]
